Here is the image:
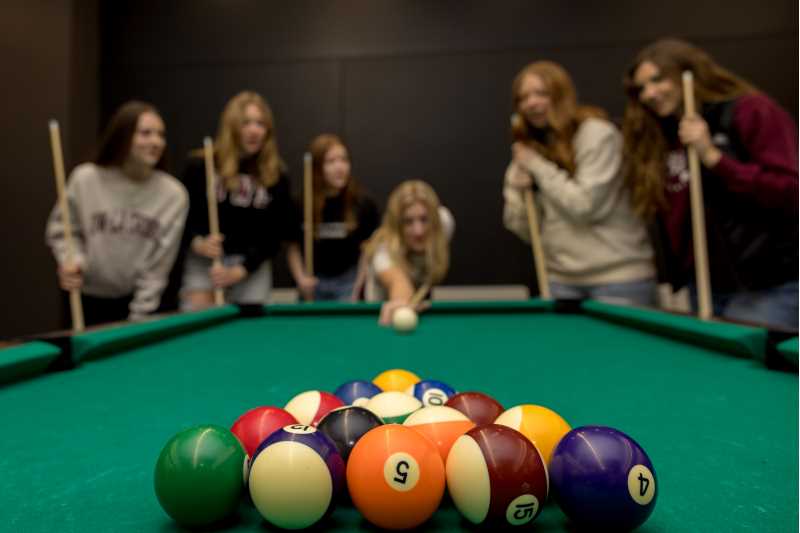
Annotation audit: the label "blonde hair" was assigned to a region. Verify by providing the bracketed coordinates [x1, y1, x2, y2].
[215, 91, 283, 189]
[365, 180, 449, 284]
[511, 61, 606, 174]
[621, 38, 755, 218]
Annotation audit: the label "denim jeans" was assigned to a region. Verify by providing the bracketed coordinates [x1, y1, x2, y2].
[690, 280, 798, 331]
[549, 279, 657, 307]
[315, 266, 359, 302]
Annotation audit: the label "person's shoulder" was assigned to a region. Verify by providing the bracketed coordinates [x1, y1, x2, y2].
[356, 190, 379, 210]
[69, 162, 101, 183]
[575, 117, 621, 148]
[154, 170, 189, 202]
[438, 205, 455, 239]
[733, 92, 792, 123]
[578, 117, 618, 137]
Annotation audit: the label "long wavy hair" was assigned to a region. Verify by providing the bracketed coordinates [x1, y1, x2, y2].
[511, 61, 606, 175]
[95, 100, 168, 171]
[365, 180, 449, 285]
[309, 134, 361, 234]
[214, 91, 283, 189]
[622, 38, 755, 218]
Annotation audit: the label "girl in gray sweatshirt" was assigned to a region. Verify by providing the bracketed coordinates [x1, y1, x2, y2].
[46, 101, 188, 325]
[503, 61, 656, 306]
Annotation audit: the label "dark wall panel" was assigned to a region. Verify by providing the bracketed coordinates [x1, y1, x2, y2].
[0, 1, 99, 338]
[4, 0, 793, 336]
[97, 0, 797, 293]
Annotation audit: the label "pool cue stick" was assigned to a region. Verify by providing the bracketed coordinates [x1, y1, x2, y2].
[303, 152, 314, 278]
[682, 71, 712, 321]
[510, 113, 551, 299]
[409, 281, 431, 308]
[48, 120, 85, 332]
[203, 137, 224, 306]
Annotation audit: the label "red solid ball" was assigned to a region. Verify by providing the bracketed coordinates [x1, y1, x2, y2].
[231, 406, 298, 457]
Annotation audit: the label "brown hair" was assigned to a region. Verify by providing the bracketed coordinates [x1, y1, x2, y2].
[511, 61, 606, 174]
[214, 91, 283, 189]
[622, 38, 755, 218]
[95, 100, 167, 171]
[308, 134, 361, 234]
[365, 180, 449, 285]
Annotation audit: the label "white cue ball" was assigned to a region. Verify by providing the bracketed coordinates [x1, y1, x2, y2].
[392, 306, 418, 333]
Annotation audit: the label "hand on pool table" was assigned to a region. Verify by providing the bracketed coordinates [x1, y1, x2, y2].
[57, 262, 83, 291]
[210, 264, 246, 288]
[191, 234, 224, 259]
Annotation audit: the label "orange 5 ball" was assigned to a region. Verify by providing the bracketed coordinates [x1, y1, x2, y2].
[346, 424, 445, 529]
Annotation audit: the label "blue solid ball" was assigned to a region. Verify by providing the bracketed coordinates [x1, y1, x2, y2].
[334, 380, 383, 407]
[406, 379, 457, 407]
[549, 426, 657, 531]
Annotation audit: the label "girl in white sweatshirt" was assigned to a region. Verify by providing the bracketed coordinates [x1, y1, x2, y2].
[503, 61, 656, 306]
[46, 101, 188, 326]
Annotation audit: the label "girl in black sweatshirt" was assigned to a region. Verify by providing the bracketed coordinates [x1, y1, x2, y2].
[181, 91, 300, 309]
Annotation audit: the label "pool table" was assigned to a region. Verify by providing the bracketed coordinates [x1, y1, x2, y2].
[1, 300, 797, 532]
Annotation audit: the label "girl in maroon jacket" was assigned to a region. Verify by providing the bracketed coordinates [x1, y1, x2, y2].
[622, 38, 797, 330]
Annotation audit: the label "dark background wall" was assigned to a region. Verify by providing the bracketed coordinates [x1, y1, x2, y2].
[1, 0, 796, 338]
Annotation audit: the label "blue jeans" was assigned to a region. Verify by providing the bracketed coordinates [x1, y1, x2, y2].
[315, 266, 358, 302]
[690, 280, 798, 331]
[550, 279, 657, 308]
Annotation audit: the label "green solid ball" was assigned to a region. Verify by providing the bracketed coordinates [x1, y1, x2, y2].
[154, 424, 246, 527]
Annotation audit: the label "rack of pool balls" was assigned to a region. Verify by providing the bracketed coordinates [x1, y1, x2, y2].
[154, 368, 657, 530]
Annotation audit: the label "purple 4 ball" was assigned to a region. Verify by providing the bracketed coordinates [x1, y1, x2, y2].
[549, 425, 657, 531]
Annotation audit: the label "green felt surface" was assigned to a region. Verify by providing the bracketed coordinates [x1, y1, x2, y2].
[0, 340, 61, 385]
[777, 337, 799, 363]
[582, 300, 767, 359]
[0, 302, 796, 532]
[72, 305, 240, 363]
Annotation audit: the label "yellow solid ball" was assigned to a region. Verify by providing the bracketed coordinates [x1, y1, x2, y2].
[494, 404, 571, 464]
[373, 368, 421, 392]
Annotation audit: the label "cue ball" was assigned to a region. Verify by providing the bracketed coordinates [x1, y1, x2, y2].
[392, 306, 418, 332]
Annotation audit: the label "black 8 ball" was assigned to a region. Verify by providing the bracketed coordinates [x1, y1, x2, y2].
[317, 406, 384, 463]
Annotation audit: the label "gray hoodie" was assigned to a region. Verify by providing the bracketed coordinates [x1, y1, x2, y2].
[46, 163, 188, 318]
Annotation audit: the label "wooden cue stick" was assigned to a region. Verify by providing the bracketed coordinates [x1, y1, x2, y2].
[409, 281, 431, 307]
[48, 120, 85, 332]
[303, 152, 313, 277]
[203, 137, 224, 306]
[681, 71, 712, 321]
[510, 113, 550, 300]
[523, 188, 551, 299]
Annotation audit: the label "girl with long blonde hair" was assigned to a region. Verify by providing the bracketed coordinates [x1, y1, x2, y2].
[503, 60, 656, 305]
[622, 39, 797, 329]
[180, 91, 301, 309]
[364, 180, 454, 325]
